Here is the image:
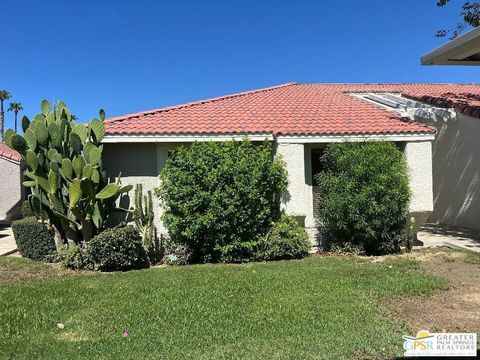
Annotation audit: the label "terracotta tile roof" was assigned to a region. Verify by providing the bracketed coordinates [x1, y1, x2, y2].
[105, 83, 480, 137]
[403, 90, 480, 119]
[0, 142, 21, 163]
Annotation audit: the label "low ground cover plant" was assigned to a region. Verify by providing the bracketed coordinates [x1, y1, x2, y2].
[162, 241, 192, 266]
[57, 226, 149, 272]
[316, 141, 410, 255]
[11, 217, 56, 261]
[77, 226, 149, 272]
[56, 245, 91, 270]
[157, 140, 288, 263]
[263, 214, 311, 260]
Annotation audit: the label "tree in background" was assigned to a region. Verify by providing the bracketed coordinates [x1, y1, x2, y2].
[0, 90, 12, 140]
[8, 102, 23, 133]
[436, 1, 480, 39]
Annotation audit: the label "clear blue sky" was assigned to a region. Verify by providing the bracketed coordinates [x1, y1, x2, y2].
[2, 0, 479, 129]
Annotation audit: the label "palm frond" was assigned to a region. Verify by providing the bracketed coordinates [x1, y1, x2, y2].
[0, 90, 12, 101]
[8, 102, 23, 112]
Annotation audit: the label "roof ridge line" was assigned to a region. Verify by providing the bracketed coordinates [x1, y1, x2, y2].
[105, 82, 298, 123]
[300, 82, 478, 85]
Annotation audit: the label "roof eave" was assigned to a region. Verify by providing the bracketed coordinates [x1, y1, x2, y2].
[102, 132, 435, 144]
[0, 155, 22, 164]
[421, 27, 480, 66]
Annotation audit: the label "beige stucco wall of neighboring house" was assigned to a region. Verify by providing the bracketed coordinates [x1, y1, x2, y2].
[0, 157, 23, 222]
[103, 142, 186, 234]
[425, 113, 480, 230]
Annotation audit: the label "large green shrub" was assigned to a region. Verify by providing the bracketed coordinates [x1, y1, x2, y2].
[12, 217, 56, 261]
[5, 100, 131, 246]
[263, 215, 311, 261]
[315, 142, 410, 255]
[157, 140, 287, 263]
[88, 226, 149, 271]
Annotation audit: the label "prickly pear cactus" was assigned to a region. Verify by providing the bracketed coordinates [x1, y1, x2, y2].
[5, 100, 132, 246]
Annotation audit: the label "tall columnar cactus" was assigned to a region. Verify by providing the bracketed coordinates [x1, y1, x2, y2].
[133, 184, 160, 262]
[5, 100, 131, 247]
[406, 216, 416, 252]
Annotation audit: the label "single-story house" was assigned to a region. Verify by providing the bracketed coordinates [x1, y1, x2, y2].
[101, 83, 480, 239]
[0, 142, 24, 223]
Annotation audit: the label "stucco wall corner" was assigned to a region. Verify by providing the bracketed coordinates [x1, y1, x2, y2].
[404, 141, 434, 233]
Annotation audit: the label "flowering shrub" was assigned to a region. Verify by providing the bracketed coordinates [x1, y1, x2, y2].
[162, 240, 191, 266]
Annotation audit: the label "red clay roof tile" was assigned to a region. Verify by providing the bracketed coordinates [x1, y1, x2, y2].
[105, 83, 480, 137]
[0, 142, 21, 163]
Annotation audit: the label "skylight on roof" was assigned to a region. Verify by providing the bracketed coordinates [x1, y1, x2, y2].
[353, 93, 457, 123]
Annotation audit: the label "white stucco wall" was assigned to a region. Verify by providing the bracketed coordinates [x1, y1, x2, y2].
[0, 157, 23, 221]
[276, 143, 308, 215]
[404, 141, 434, 233]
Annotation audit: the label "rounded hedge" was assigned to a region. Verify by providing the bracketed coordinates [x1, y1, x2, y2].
[12, 217, 56, 261]
[88, 226, 149, 271]
[157, 140, 287, 263]
[315, 142, 410, 255]
[263, 215, 311, 261]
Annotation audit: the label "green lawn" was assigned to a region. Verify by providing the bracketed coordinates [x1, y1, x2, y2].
[0, 256, 448, 359]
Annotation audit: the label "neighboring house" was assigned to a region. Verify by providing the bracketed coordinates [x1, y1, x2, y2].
[102, 82, 480, 239]
[420, 27, 480, 229]
[0, 142, 24, 223]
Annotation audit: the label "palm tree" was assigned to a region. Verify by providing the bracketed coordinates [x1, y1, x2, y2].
[8, 102, 23, 133]
[0, 90, 12, 140]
